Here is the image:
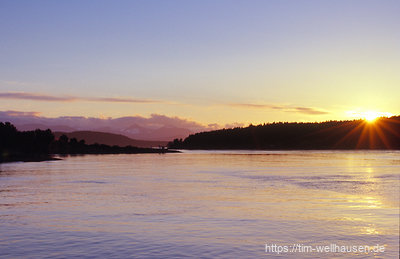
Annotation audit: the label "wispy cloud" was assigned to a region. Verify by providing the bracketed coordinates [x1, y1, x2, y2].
[0, 92, 163, 104]
[0, 92, 75, 101]
[90, 97, 160, 103]
[0, 110, 41, 117]
[229, 103, 329, 115]
[291, 107, 328, 115]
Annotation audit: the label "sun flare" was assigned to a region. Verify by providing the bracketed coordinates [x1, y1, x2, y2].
[346, 110, 393, 123]
[364, 111, 380, 122]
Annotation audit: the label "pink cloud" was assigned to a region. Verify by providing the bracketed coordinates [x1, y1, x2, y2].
[229, 103, 329, 115]
[0, 111, 213, 141]
[0, 110, 41, 117]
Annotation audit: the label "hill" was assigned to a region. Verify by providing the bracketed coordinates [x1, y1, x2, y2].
[54, 131, 167, 148]
[1, 122, 176, 163]
[168, 116, 400, 150]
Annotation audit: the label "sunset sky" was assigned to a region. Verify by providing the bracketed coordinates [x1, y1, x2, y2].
[1, 0, 399, 126]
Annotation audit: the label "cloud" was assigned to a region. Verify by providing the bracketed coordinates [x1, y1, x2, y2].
[91, 97, 159, 103]
[0, 110, 41, 117]
[0, 92, 328, 115]
[0, 111, 212, 140]
[0, 92, 76, 102]
[0, 92, 163, 104]
[147, 114, 206, 129]
[292, 107, 328, 115]
[230, 103, 281, 109]
[229, 103, 329, 115]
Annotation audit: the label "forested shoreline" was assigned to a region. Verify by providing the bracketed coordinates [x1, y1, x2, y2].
[0, 122, 175, 163]
[168, 117, 400, 150]
[2, 116, 399, 163]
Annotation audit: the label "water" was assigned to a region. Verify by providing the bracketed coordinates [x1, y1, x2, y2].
[0, 151, 399, 258]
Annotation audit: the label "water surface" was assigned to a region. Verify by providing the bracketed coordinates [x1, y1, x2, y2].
[0, 151, 399, 258]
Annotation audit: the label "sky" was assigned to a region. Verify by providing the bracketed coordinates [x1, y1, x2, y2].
[1, 0, 399, 127]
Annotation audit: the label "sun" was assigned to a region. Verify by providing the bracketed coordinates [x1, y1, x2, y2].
[347, 110, 393, 123]
[363, 111, 380, 122]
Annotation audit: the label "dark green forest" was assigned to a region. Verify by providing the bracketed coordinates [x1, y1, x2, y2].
[168, 117, 400, 150]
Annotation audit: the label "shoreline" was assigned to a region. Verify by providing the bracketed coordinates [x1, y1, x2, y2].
[0, 149, 180, 164]
[3, 148, 398, 164]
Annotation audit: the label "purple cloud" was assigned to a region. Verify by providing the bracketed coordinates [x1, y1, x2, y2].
[0, 92, 163, 104]
[0, 111, 211, 141]
[0, 92, 75, 101]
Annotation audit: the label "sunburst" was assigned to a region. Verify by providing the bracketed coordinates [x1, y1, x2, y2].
[363, 111, 380, 123]
[346, 110, 393, 123]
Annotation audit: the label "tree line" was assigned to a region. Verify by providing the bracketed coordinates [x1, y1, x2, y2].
[168, 117, 400, 150]
[0, 122, 174, 163]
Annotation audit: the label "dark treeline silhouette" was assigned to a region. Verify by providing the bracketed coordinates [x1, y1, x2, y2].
[1, 122, 175, 163]
[0, 122, 54, 162]
[168, 116, 400, 150]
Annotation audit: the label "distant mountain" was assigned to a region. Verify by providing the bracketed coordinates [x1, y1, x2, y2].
[120, 125, 192, 141]
[54, 131, 168, 148]
[16, 124, 192, 142]
[16, 123, 76, 132]
[1, 112, 202, 141]
[121, 123, 148, 135]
